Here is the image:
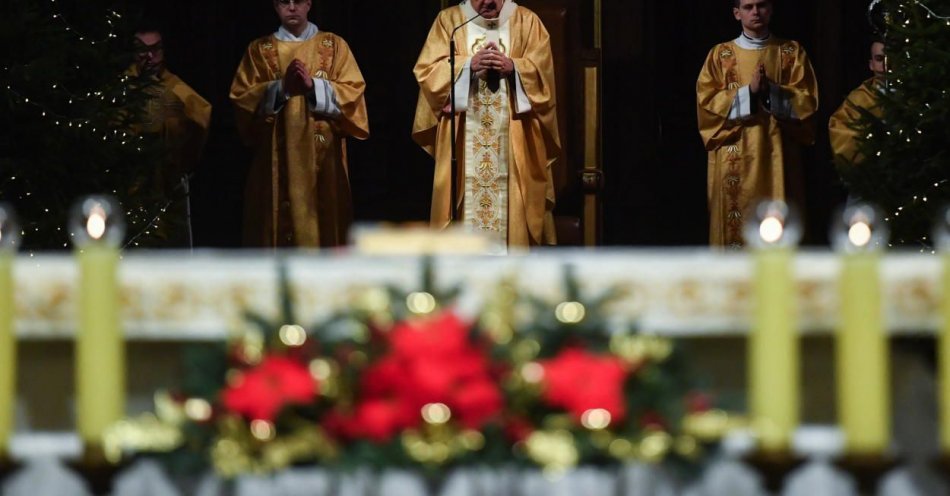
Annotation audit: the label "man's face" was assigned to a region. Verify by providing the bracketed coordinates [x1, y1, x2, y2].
[734, 0, 772, 34]
[869, 41, 886, 78]
[274, 0, 312, 31]
[134, 31, 164, 75]
[471, 0, 505, 19]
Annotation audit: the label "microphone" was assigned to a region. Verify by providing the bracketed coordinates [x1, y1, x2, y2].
[448, 11, 482, 222]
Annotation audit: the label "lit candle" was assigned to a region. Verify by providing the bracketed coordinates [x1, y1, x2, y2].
[833, 203, 890, 454]
[743, 200, 802, 452]
[70, 196, 126, 462]
[0, 205, 21, 458]
[935, 206, 950, 453]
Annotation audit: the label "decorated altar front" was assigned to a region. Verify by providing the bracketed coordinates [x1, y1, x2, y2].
[2, 248, 949, 495]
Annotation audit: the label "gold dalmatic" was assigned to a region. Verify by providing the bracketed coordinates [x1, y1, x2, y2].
[696, 37, 818, 248]
[229, 32, 369, 248]
[829, 77, 882, 166]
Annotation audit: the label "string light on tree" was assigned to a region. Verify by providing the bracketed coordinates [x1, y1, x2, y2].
[0, 0, 168, 250]
[840, 0, 950, 247]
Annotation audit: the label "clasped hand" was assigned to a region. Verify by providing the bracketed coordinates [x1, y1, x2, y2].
[471, 42, 513, 80]
[750, 63, 770, 96]
[283, 59, 314, 97]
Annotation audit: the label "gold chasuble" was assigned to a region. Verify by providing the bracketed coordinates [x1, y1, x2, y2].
[829, 78, 882, 166]
[697, 35, 818, 248]
[231, 28, 369, 248]
[140, 70, 211, 185]
[136, 68, 212, 246]
[413, 2, 560, 248]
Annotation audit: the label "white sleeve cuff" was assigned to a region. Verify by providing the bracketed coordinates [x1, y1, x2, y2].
[453, 59, 472, 112]
[261, 81, 287, 115]
[513, 69, 532, 115]
[768, 84, 798, 120]
[309, 78, 342, 118]
[728, 85, 753, 121]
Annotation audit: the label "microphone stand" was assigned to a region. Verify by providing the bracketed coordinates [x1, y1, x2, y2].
[448, 13, 480, 222]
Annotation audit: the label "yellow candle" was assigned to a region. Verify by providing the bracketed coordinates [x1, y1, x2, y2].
[749, 248, 799, 452]
[940, 253, 950, 452]
[76, 244, 125, 448]
[837, 252, 890, 454]
[0, 252, 13, 455]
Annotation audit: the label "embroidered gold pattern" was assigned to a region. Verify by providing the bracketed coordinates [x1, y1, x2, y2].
[723, 142, 744, 247]
[466, 78, 507, 236]
[142, 83, 185, 133]
[315, 34, 336, 76]
[471, 36, 508, 55]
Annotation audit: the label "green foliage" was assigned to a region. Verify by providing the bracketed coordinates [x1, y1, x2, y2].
[0, 0, 165, 250]
[842, 0, 950, 247]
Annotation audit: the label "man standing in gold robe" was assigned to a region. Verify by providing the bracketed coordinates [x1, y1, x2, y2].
[829, 40, 886, 166]
[413, 0, 560, 248]
[134, 27, 212, 247]
[231, 0, 369, 247]
[696, 0, 818, 247]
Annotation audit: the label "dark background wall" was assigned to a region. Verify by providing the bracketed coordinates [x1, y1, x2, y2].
[146, 0, 877, 247]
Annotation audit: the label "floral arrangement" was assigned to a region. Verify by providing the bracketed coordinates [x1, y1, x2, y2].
[126, 263, 729, 477]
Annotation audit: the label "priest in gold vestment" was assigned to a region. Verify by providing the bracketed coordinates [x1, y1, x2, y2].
[413, 0, 560, 248]
[230, 0, 369, 247]
[829, 40, 886, 166]
[696, 0, 818, 247]
[134, 28, 212, 247]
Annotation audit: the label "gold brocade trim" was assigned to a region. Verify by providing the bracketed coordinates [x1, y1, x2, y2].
[724, 144, 744, 248]
[142, 82, 185, 133]
[780, 43, 795, 78]
[260, 40, 281, 78]
[11, 261, 943, 336]
[471, 36, 507, 55]
[315, 34, 335, 77]
[465, 79, 508, 238]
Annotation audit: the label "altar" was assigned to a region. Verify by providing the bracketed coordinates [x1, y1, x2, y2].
[1, 248, 948, 495]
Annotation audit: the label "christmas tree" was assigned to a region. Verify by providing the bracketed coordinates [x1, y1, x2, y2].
[839, 0, 950, 248]
[0, 0, 164, 251]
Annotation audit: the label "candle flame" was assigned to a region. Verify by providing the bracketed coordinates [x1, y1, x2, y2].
[555, 301, 586, 324]
[759, 216, 784, 244]
[421, 403, 452, 425]
[848, 222, 872, 248]
[86, 206, 107, 240]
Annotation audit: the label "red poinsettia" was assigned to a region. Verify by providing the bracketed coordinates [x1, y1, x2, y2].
[538, 348, 629, 425]
[332, 311, 504, 442]
[221, 355, 319, 421]
[685, 391, 713, 413]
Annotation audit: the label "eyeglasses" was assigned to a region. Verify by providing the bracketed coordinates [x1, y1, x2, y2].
[276, 0, 307, 7]
[134, 41, 164, 55]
